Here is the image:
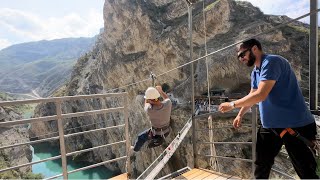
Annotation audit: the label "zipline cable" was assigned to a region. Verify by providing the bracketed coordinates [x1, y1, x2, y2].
[104, 9, 320, 94]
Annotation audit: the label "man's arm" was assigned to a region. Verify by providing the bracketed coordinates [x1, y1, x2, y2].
[156, 85, 169, 99]
[237, 88, 256, 117]
[219, 80, 276, 113]
[234, 80, 275, 108]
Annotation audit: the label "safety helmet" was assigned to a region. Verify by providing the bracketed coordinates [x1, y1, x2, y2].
[144, 87, 160, 99]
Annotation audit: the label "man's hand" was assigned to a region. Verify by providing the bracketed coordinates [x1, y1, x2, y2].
[218, 102, 234, 113]
[155, 85, 163, 93]
[233, 115, 242, 128]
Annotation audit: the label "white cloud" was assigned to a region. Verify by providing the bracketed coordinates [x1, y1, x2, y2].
[0, 39, 11, 50]
[237, 0, 311, 23]
[0, 8, 103, 50]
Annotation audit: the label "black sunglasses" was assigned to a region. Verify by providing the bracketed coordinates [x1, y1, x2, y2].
[237, 49, 250, 60]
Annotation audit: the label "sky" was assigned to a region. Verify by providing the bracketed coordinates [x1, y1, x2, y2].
[0, 0, 317, 50]
[237, 0, 313, 23]
[0, 0, 104, 50]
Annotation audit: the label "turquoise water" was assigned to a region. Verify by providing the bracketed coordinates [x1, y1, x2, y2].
[31, 142, 114, 179]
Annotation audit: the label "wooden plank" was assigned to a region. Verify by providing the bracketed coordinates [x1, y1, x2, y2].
[185, 169, 206, 179]
[192, 170, 213, 179]
[198, 168, 241, 180]
[215, 173, 232, 180]
[109, 173, 127, 180]
[202, 173, 220, 180]
[228, 176, 242, 180]
[174, 169, 200, 179]
[173, 168, 241, 180]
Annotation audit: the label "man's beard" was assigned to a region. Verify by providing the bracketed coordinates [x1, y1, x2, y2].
[246, 50, 256, 67]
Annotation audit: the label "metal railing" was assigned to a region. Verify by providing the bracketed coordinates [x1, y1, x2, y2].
[194, 107, 294, 179]
[193, 106, 257, 178]
[0, 93, 131, 179]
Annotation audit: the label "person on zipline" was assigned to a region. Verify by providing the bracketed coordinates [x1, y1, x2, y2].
[132, 85, 172, 152]
[218, 38, 318, 179]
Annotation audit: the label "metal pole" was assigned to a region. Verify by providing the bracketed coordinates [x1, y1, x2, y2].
[124, 93, 131, 178]
[309, 0, 318, 111]
[188, 3, 197, 168]
[251, 105, 257, 178]
[56, 100, 68, 179]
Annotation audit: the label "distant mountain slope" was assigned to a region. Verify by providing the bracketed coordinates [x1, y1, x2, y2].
[0, 37, 96, 97]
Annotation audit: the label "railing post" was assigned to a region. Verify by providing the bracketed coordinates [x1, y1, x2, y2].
[251, 105, 257, 178]
[124, 93, 131, 178]
[309, 0, 318, 112]
[55, 99, 68, 179]
[187, 2, 197, 168]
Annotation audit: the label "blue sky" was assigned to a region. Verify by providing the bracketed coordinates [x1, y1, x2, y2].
[0, 0, 104, 50]
[238, 0, 313, 23]
[0, 0, 317, 50]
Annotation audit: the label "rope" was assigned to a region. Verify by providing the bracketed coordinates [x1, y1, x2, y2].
[137, 117, 193, 179]
[104, 9, 320, 94]
[136, 6, 320, 180]
[290, 63, 310, 79]
[202, 0, 219, 172]
[106, 78, 150, 93]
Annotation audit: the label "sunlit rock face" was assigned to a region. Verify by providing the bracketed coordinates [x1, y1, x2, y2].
[0, 105, 32, 177]
[30, 0, 311, 178]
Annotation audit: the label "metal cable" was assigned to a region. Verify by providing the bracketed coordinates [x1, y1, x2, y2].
[106, 78, 150, 93]
[103, 9, 319, 94]
[290, 63, 310, 79]
[5, 116, 124, 146]
[155, 9, 320, 78]
[202, 0, 220, 172]
[300, 86, 309, 91]
[137, 8, 320, 179]
[1, 118, 124, 148]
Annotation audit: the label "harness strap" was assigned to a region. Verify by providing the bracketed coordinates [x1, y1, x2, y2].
[279, 128, 296, 138]
[149, 126, 170, 138]
[280, 128, 315, 148]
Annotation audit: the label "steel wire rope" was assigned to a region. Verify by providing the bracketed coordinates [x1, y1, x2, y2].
[9, 8, 316, 174]
[102, 9, 319, 96]
[290, 63, 310, 80]
[106, 78, 151, 93]
[133, 8, 320, 180]
[154, 9, 320, 78]
[37, 116, 122, 138]
[4, 115, 125, 148]
[137, 117, 192, 179]
[289, 63, 320, 100]
[300, 86, 310, 91]
[136, 8, 320, 179]
[289, 62, 320, 80]
[202, 0, 220, 172]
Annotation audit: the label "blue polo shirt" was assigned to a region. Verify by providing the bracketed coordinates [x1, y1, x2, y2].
[251, 54, 314, 128]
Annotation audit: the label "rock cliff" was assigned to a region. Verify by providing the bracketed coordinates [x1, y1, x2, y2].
[0, 94, 41, 179]
[30, 0, 312, 178]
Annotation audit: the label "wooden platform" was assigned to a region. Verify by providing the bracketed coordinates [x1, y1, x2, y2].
[109, 169, 241, 180]
[173, 168, 241, 180]
[109, 173, 127, 180]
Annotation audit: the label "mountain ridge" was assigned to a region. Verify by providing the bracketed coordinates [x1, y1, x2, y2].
[0, 36, 97, 97]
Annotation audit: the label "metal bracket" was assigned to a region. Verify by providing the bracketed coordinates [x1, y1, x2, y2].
[150, 72, 156, 86]
[186, 0, 198, 5]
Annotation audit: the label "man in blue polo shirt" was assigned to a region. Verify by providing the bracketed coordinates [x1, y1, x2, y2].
[218, 38, 318, 179]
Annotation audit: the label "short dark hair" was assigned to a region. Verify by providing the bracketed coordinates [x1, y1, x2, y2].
[240, 38, 262, 51]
